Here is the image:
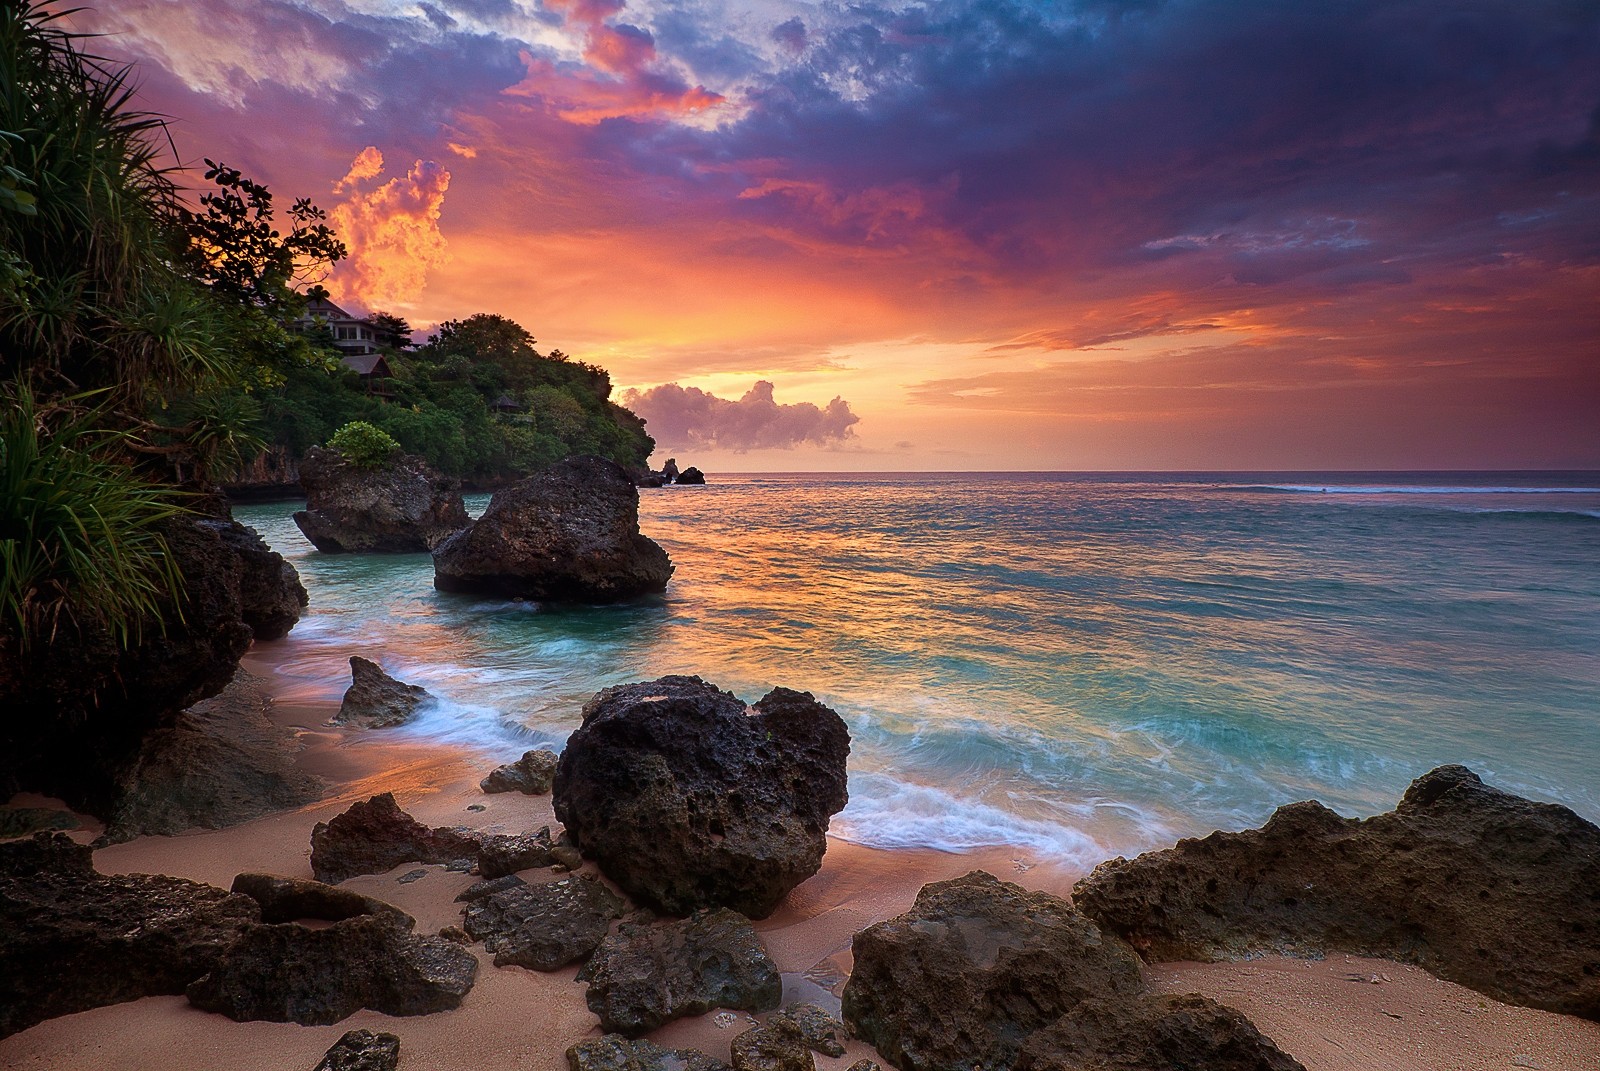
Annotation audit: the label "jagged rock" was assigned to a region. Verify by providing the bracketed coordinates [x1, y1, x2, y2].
[1014, 994, 1304, 1071]
[0, 833, 259, 1038]
[843, 873, 1304, 1071]
[568, 1034, 731, 1071]
[313, 1030, 401, 1071]
[676, 467, 706, 485]
[481, 748, 559, 794]
[462, 873, 626, 970]
[553, 675, 850, 918]
[335, 657, 432, 729]
[216, 519, 308, 640]
[844, 1062, 880, 1071]
[457, 874, 527, 902]
[1073, 764, 1600, 1021]
[581, 908, 782, 1036]
[0, 807, 78, 838]
[102, 668, 327, 843]
[732, 1020, 813, 1071]
[293, 446, 469, 554]
[772, 1003, 847, 1057]
[310, 793, 482, 885]
[477, 828, 556, 880]
[231, 873, 414, 928]
[432, 455, 673, 603]
[186, 913, 478, 1024]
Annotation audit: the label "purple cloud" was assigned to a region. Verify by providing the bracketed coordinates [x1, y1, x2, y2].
[620, 381, 860, 452]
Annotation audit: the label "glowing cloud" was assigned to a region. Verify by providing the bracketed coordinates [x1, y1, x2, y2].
[326, 148, 451, 312]
[621, 381, 860, 452]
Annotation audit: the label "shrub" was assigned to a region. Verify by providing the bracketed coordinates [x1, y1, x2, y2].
[327, 420, 399, 469]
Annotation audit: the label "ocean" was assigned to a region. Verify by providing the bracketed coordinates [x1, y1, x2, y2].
[234, 471, 1600, 869]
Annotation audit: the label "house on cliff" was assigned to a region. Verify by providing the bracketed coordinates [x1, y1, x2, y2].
[291, 295, 400, 394]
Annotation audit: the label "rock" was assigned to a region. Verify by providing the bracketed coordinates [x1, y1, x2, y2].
[313, 1030, 401, 1071]
[335, 657, 432, 729]
[581, 908, 783, 1036]
[293, 446, 469, 553]
[551, 844, 584, 871]
[231, 873, 414, 928]
[216, 519, 308, 641]
[310, 793, 482, 885]
[0, 833, 259, 1038]
[553, 675, 850, 918]
[844, 1062, 880, 1071]
[568, 1034, 731, 1071]
[477, 828, 556, 880]
[187, 913, 478, 1024]
[481, 748, 559, 794]
[676, 467, 706, 485]
[457, 874, 528, 902]
[1014, 993, 1304, 1071]
[463, 873, 626, 970]
[432, 455, 673, 603]
[732, 1021, 813, 1071]
[0, 806, 78, 838]
[101, 668, 327, 843]
[772, 1003, 847, 1057]
[1073, 764, 1600, 1021]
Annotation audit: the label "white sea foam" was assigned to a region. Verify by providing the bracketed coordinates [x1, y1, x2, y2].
[390, 695, 554, 755]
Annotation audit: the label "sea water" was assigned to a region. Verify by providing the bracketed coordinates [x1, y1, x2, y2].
[235, 472, 1600, 868]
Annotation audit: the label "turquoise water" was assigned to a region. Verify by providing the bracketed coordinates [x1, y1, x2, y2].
[235, 472, 1600, 868]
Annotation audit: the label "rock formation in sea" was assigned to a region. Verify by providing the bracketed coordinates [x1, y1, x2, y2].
[293, 445, 469, 553]
[335, 656, 433, 728]
[676, 466, 706, 485]
[431, 455, 673, 603]
[1073, 763, 1600, 1021]
[842, 870, 1303, 1071]
[552, 675, 851, 918]
[481, 748, 559, 794]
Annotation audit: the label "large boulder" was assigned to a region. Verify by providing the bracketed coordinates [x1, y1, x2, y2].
[215, 518, 308, 640]
[553, 675, 850, 918]
[0, 833, 260, 1038]
[580, 908, 783, 1036]
[310, 793, 482, 884]
[186, 912, 478, 1024]
[432, 455, 673, 603]
[843, 872, 1299, 1071]
[293, 446, 468, 553]
[1073, 764, 1600, 1021]
[335, 656, 433, 729]
[462, 873, 625, 970]
[481, 748, 559, 794]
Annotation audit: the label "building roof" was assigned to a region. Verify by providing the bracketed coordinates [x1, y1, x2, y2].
[341, 354, 391, 376]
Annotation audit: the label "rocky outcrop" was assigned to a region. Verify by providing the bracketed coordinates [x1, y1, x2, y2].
[481, 748, 559, 794]
[102, 668, 327, 843]
[568, 1035, 730, 1071]
[772, 1003, 847, 1057]
[293, 446, 469, 554]
[477, 827, 556, 879]
[580, 908, 783, 1036]
[216, 519, 308, 640]
[553, 676, 850, 918]
[310, 793, 482, 884]
[335, 657, 433, 729]
[1073, 764, 1600, 1021]
[313, 1030, 401, 1071]
[187, 912, 478, 1024]
[842, 871, 1301, 1071]
[462, 873, 625, 970]
[0, 833, 260, 1038]
[732, 1021, 813, 1071]
[432, 455, 673, 603]
[231, 872, 414, 928]
[677, 466, 706, 485]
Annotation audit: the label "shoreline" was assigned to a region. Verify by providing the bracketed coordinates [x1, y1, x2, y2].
[3, 644, 1598, 1069]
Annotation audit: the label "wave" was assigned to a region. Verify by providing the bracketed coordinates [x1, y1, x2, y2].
[1239, 484, 1600, 495]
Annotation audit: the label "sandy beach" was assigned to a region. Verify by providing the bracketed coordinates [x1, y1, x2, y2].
[2, 645, 1596, 1071]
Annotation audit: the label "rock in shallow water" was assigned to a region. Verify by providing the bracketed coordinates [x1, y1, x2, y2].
[481, 748, 559, 794]
[553, 675, 850, 918]
[294, 446, 469, 554]
[1073, 764, 1600, 1021]
[335, 657, 432, 729]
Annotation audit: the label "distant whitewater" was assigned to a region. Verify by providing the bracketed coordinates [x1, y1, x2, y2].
[236, 471, 1600, 865]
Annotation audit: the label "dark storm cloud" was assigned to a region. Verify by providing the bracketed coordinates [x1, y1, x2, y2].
[620, 381, 861, 451]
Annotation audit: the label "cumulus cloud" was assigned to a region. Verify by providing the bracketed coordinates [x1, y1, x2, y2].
[620, 380, 860, 451]
[326, 148, 451, 312]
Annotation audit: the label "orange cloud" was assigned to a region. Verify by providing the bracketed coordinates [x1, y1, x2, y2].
[326, 151, 451, 313]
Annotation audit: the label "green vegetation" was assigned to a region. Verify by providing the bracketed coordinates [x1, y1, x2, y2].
[327, 420, 400, 469]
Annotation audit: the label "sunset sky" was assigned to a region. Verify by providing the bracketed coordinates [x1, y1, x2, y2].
[71, 0, 1600, 470]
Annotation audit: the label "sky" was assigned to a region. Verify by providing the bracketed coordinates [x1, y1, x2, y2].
[68, 0, 1600, 470]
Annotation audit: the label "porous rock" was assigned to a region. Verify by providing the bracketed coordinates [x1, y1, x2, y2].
[476, 827, 555, 879]
[772, 1003, 847, 1057]
[310, 793, 482, 885]
[841, 871, 1144, 1071]
[581, 908, 782, 1036]
[732, 1020, 813, 1071]
[186, 913, 478, 1024]
[313, 1029, 401, 1071]
[1073, 764, 1600, 1021]
[1014, 994, 1304, 1071]
[567, 1034, 730, 1071]
[553, 675, 849, 918]
[294, 446, 469, 554]
[218, 518, 308, 640]
[0, 833, 259, 1038]
[335, 657, 432, 729]
[231, 872, 414, 928]
[481, 748, 559, 794]
[432, 455, 673, 603]
[462, 873, 625, 970]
